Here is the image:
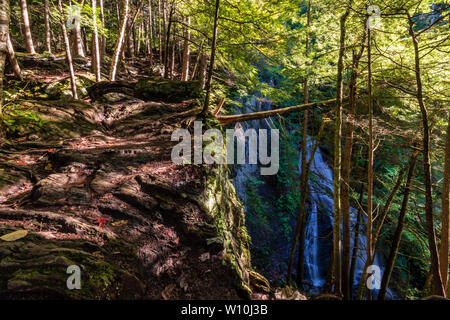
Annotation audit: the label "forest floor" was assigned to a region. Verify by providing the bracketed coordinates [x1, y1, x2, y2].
[0, 55, 277, 299]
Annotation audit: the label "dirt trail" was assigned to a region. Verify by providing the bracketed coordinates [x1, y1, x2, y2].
[0, 79, 269, 299]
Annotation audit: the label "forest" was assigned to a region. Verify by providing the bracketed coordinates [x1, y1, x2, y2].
[0, 0, 448, 302]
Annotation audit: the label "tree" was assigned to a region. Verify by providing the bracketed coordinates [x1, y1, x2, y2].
[378, 151, 419, 300]
[57, 0, 78, 99]
[407, 10, 446, 298]
[341, 20, 367, 299]
[332, 0, 352, 297]
[0, 0, 9, 106]
[201, 0, 220, 115]
[19, 0, 36, 54]
[44, 0, 52, 53]
[440, 111, 450, 293]
[92, 0, 101, 82]
[110, 0, 129, 81]
[181, 16, 190, 81]
[6, 35, 21, 78]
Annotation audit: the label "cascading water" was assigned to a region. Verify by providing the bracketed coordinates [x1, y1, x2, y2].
[299, 136, 396, 299]
[230, 98, 396, 299]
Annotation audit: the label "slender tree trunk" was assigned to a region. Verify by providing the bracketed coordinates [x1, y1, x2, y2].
[366, 26, 374, 301]
[148, 0, 153, 59]
[356, 160, 408, 299]
[6, 35, 21, 78]
[287, 121, 326, 285]
[201, 0, 220, 115]
[99, 0, 106, 54]
[440, 112, 450, 293]
[191, 41, 203, 81]
[163, 0, 175, 78]
[0, 0, 10, 107]
[341, 24, 367, 300]
[19, 0, 36, 54]
[158, 0, 162, 63]
[136, 20, 142, 55]
[378, 151, 419, 300]
[109, 0, 129, 81]
[169, 23, 176, 79]
[349, 182, 364, 297]
[92, 0, 101, 81]
[181, 16, 190, 81]
[57, 0, 78, 99]
[332, 1, 352, 297]
[407, 12, 446, 297]
[162, 0, 167, 65]
[289, 0, 311, 289]
[44, 0, 52, 53]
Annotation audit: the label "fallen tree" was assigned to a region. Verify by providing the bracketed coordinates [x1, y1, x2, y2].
[215, 97, 345, 125]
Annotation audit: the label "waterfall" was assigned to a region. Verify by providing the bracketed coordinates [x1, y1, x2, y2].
[299, 136, 396, 299]
[229, 97, 397, 299]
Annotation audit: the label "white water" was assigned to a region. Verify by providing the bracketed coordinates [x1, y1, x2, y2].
[299, 136, 396, 298]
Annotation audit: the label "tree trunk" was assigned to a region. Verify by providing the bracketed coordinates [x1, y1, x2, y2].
[44, 0, 52, 53]
[169, 23, 176, 79]
[6, 35, 21, 78]
[341, 23, 367, 300]
[378, 151, 419, 300]
[181, 16, 190, 81]
[198, 50, 207, 88]
[109, 0, 129, 81]
[99, 0, 106, 54]
[440, 111, 450, 293]
[57, 0, 78, 99]
[163, 0, 175, 78]
[0, 0, 10, 107]
[70, 2, 85, 59]
[202, 0, 220, 115]
[190, 41, 203, 81]
[366, 26, 374, 301]
[148, 0, 153, 59]
[19, 0, 36, 54]
[407, 12, 446, 298]
[92, 0, 101, 81]
[158, 0, 162, 63]
[332, 1, 352, 297]
[349, 182, 364, 297]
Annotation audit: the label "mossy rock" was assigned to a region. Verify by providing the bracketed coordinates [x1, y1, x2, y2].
[45, 75, 95, 99]
[135, 77, 202, 102]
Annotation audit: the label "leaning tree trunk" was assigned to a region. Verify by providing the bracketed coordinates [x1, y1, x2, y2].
[378, 151, 419, 300]
[6, 35, 21, 78]
[0, 0, 10, 107]
[407, 12, 446, 298]
[109, 0, 129, 81]
[202, 0, 220, 115]
[19, 0, 35, 54]
[57, 0, 78, 99]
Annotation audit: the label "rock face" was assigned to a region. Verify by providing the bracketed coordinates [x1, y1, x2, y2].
[0, 81, 268, 299]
